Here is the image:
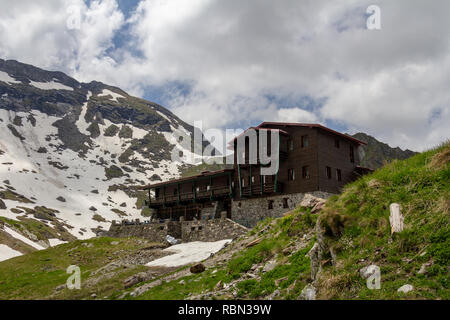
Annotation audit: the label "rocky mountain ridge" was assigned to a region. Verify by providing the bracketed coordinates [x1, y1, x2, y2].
[0, 58, 213, 256]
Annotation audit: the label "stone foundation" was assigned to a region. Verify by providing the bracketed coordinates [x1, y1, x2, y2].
[231, 191, 333, 228]
[106, 214, 247, 243]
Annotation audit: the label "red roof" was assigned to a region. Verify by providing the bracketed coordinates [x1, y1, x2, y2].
[256, 122, 367, 145]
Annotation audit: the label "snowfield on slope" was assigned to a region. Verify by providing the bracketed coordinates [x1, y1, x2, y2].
[0, 92, 189, 242]
[0, 244, 22, 262]
[146, 240, 232, 267]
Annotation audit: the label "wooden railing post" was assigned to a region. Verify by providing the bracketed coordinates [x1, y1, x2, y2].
[238, 164, 243, 198]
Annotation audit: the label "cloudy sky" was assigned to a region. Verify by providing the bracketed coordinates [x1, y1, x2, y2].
[0, 0, 449, 152]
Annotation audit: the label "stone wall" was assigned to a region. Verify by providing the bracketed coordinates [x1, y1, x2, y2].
[181, 217, 248, 242]
[106, 215, 247, 243]
[231, 191, 333, 228]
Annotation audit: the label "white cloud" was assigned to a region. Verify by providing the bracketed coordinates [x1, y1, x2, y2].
[275, 108, 319, 123]
[1, 0, 449, 151]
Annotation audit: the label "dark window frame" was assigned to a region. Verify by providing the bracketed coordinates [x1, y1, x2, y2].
[326, 166, 332, 179]
[335, 139, 340, 148]
[302, 166, 310, 179]
[336, 168, 342, 181]
[288, 168, 295, 181]
[301, 135, 309, 148]
[350, 145, 355, 163]
[288, 139, 294, 151]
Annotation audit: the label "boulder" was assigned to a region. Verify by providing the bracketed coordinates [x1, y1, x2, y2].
[311, 199, 326, 213]
[300, 194, 323, 208]
[246, 237, 262, 248]
[190, 263, 206, 274]
[397, 284, 414, 294]
[300, 284, 316, 300]
[123, 272, 153, 289]
[56, 196, 66, 202]
[359, 264, 379, 279]
[0, 199, 6, 210]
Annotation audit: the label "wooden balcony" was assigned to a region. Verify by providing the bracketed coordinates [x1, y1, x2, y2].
[241, 182, 283, 197]
[150, 186, 232, 206]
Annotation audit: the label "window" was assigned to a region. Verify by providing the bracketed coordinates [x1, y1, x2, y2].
[262, 175, 267, 184]
[241, 178, 245, 187]
[335, 139, 340, 148]
[288, 168, 295, 181]
[173, 189, 177, 195]
[336, 169, 342, 181]
[302, 166, 310, 179]
[326, 166, 332, 179]
[251, 176, 255, 183]
[288, 139, 294, 151]
[196, 187, 200, 192]
[207, 185, 211, 191]
[268, 200, 274, 210]
[283, 198, 289, 209]
[301, 135, 309, 148]
[350, 146, 355, 163]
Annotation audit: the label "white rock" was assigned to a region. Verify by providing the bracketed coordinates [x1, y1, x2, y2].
[397, 284, 414, 294]
[300, 284, 316, 300]
[359, 264, 379, 279]
[165, 235, 178, 245]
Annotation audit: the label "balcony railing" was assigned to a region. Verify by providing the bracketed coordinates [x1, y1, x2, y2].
[150, 185, 232, 206]
[241, 182, 283, 196]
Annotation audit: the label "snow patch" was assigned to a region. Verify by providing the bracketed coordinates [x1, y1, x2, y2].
[0, 244, 22, 262]
[146, 240, 231, 267]
[48, 239, 67, 247]
[3, 226, 46, 250]
[98, 89, 125, 102]
[29, 80, 73, 91]
[0, 71, 21, 85]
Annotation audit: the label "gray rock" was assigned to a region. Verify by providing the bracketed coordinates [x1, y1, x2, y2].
[263, 260, 277, 273]
[56, 196, 66, 202]
[0, 199, 6, 210]
[55, 284, 66, 292]
[268, 289, 281, 300]
[360, 264, 379, 279]
[300, 284, 316, 300]
[397, 284, 414, 294]
[123, 272, 153, 289]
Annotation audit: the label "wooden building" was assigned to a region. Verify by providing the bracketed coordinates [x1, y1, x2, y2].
[144, 122, 369, 225]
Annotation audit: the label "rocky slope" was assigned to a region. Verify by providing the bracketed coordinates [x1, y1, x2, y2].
[0, 59, 214, 258]
[352, 132, 417, 169]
